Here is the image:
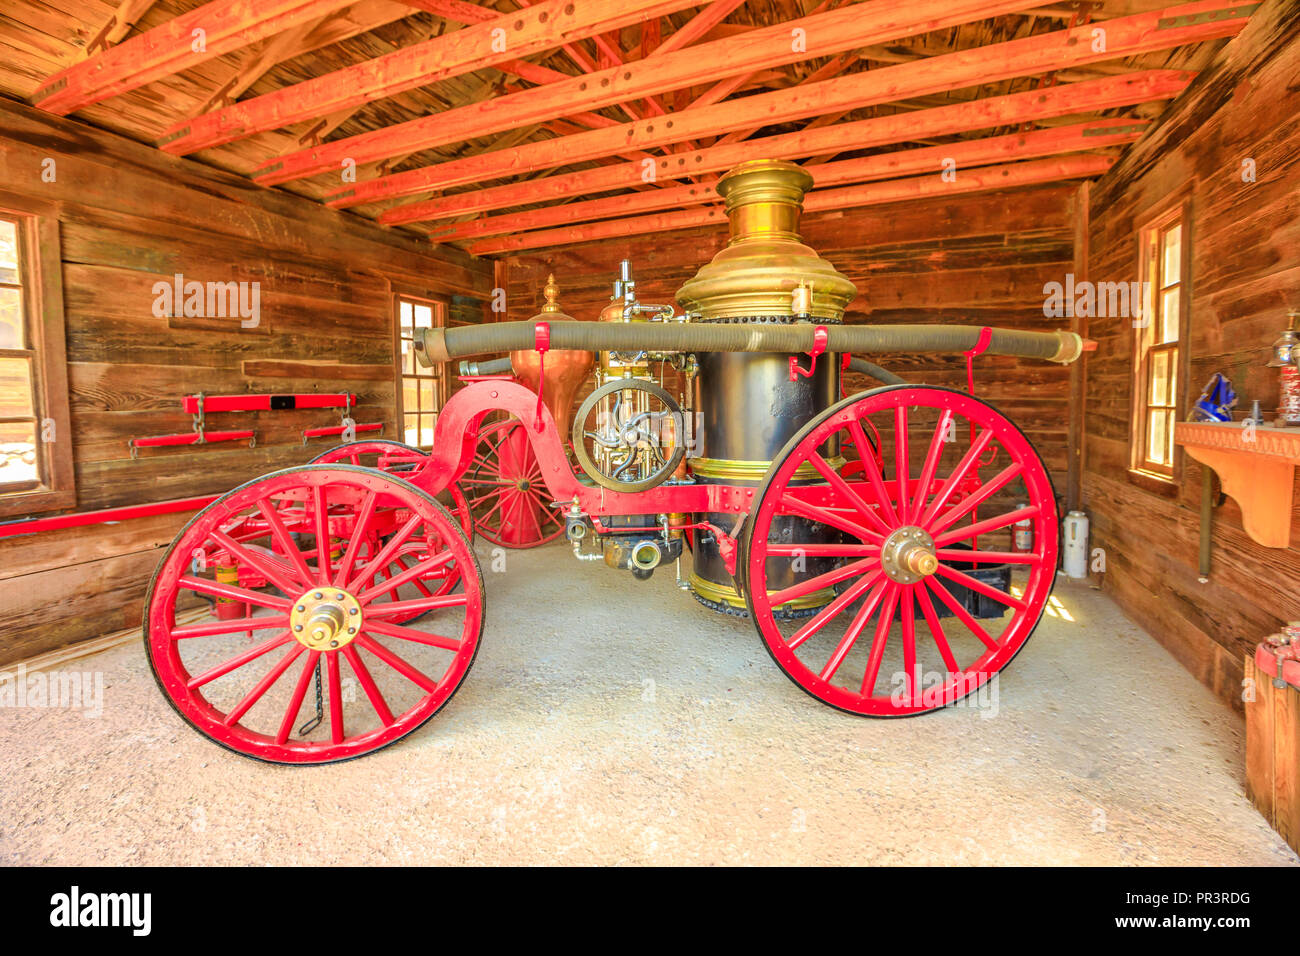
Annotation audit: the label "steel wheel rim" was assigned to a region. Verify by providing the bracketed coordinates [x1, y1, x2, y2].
[744, 385, 1058, 717]
[145, 465, 484, 764]
[462, 418, 564, 548]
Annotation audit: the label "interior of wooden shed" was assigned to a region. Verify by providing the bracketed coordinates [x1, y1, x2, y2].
[0, 0, 1298, 867]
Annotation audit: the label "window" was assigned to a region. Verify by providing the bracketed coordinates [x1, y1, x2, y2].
[396, 295, 448, 449]
[0, 195, 73, 517]
[1131, 203, 1189, 482]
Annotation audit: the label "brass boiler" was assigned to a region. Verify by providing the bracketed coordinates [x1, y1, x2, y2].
[676, 160, 857, 614]
[509, 274, 595, 429]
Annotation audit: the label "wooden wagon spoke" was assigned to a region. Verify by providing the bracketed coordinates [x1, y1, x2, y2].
[222, 644, 305, 727]
[924, 577, 999, 651]
[363, 619, 463, 652]
[186, 631, 293, 691]
[171, 614, 289, 640]
[342, 646, 395, 728]
[353, 635, 441, 694]
[178, 574, 291, 611]
[276, 652, 323, 744]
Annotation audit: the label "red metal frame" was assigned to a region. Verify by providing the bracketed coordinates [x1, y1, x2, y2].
[181, 393, 358, 414]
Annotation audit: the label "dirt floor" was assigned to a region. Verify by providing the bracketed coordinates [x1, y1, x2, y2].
[1, 541, 1296, 866]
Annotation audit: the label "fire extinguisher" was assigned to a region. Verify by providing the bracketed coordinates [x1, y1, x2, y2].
[1010, 504, 1034, 554]
[1063, 511, 1090, 579]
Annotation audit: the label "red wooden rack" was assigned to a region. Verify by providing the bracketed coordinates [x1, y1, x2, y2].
[129, 392, 382, 457]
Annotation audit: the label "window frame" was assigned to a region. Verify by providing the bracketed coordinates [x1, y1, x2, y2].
[1128, 196, 1192, 493]
[392, 288, 449, 451]
[0, 191, 74, 518]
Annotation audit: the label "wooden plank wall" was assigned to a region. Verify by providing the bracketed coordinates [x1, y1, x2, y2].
[1082, 3, 1300, 709]
[502, 183, 1079, 490]
[0, 98, 493, 665]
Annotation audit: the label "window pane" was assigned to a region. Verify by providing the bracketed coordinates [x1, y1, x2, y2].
[403, 378, 419, 414]
[400, 300, 413, 329]
[401, 337, 416, 375]
[0, 287, 23, 349]
[0, 356, 34, 418]
[1166, 354, 1178, 409]
[0, 420, 38, 487]
[419, 378, 436, 414]
[1161, 225, 1181, 287]
[1148, 409, 1168, 466]
[0, 219, 18, 286]
[1160, 287, 1180, 343]
[417, 415, 435, 448]
[403, 413, 421, 446]
[1165, 409, 1175, 466]
[413, 304, 433, 329]
[1149, 351, 1168, 406]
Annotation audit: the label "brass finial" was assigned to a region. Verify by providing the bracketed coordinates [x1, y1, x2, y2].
[541, 274, 562, 314]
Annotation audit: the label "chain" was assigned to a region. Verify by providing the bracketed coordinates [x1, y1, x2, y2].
[297, 657, 324, 736]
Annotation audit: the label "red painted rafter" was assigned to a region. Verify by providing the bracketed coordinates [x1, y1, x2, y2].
[381, 69, 1188, 225]
[328, 0, 1253, 207]
[156, 0, 703, 155]
[256, 0, 1035, 185]
[426, 118, 1149, 242]
[33, 0, 362, 115]
[469, 154, 1117, 254]
[375, 67, 1191, 225]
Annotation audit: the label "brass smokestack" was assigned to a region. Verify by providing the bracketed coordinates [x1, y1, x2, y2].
[676, 159, 857, 322]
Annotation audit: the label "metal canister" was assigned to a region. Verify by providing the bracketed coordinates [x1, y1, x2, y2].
[675, 160, 858, 614]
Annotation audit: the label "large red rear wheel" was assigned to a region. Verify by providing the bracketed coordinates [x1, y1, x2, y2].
[462, 417, 564, 548]
[742, 385, 1058, 717]
[144, 465, 484, 764]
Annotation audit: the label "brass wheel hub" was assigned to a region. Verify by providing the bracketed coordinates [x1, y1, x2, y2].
[880, 526, 939, 584]
[290, 588, 362, 651]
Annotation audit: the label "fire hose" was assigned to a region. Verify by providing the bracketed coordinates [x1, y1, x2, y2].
[457, 353, 905, 385]
[420, 321, 1085, 368]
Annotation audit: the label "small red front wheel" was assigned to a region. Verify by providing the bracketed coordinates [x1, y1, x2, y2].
[742, 385, 1058, 717]
[462, 418, 564, 548]
[144, 465, 484, 764]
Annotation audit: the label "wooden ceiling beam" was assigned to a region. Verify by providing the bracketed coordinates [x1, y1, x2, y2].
[425, 118, 1147, 241]
[468, 153, 1117, 253]
[33, 0, 362, 115]
[79, 0, 161, 61]
[258, 0, 1038, 185]
[377, 69, 1189, 224]
[335, 0, 1249, 207]
[157, 0, 703, 155]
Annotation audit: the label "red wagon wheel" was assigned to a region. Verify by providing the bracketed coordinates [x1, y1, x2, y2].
[742, 385, 1058, 717]
[462, 417, 564, 548]
[145, 465, 484, 764]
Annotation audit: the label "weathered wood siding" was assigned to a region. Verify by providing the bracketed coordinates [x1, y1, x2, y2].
[0, 99, 492, 664]
[1082, 3, 1300, 708]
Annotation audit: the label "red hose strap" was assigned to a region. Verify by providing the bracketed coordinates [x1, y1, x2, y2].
[533, 322, 550, 428]
[963, 327, 993, 395]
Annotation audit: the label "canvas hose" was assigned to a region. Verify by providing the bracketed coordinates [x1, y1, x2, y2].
[422, 321, 1084, 368]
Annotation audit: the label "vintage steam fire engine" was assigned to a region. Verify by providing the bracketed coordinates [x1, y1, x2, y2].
[144, 160, 1084, 763]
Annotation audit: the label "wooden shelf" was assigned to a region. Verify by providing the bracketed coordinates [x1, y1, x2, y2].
[1175, 421, 1300, 548]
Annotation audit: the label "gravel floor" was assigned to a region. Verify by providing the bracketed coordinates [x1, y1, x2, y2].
[1, 541, 1296, 866]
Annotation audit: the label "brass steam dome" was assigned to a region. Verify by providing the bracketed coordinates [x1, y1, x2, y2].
[675, 159, 857, 322]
